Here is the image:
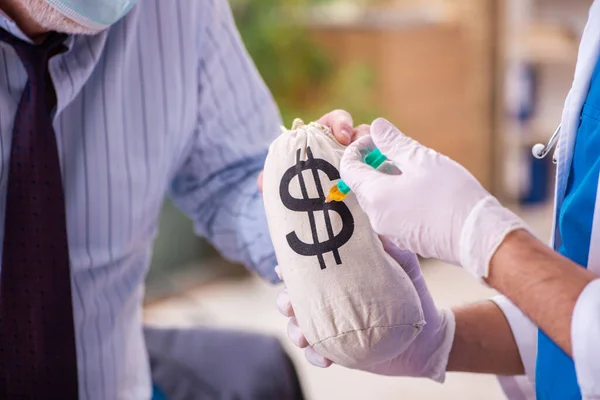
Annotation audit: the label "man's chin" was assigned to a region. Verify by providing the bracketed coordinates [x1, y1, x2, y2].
[37, 14, 104, 35]
[50, 23, 104, 35]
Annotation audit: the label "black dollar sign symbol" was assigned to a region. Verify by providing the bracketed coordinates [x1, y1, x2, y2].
[279, 147, 355, 270]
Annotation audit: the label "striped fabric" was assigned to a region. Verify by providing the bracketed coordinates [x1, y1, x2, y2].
[0, 1, 281, 398]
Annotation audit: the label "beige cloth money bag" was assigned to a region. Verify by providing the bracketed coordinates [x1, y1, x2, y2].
[263, 119, 425, 368]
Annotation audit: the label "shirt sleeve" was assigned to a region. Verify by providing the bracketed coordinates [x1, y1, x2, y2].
[169, 0, 282, 283]
[571, 278, 600, 398]
[491, 295, 538, 396]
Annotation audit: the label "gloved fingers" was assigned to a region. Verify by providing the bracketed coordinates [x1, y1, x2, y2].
[287, 317, 309, 348]
[381, 237, 439, 318]
[379, 237, 421, 279]
[352, 124, 370, 141]
[318, 109, 354, 145]
[340, 135, 390, 192]
[276, 288, 295, 317]
[305, 346, 333, 368]
[370, 118, 424, 167]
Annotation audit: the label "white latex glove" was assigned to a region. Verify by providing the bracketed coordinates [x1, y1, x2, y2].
[276, 240, 456, 382]
[339, 118, 528, 279]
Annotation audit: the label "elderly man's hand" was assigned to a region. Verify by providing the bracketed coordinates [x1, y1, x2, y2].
[257, 110, 369, 192]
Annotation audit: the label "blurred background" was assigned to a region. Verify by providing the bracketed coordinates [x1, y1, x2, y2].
[144, 0, 589, 398]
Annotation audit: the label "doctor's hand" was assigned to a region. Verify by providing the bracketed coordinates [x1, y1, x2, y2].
[340, 118, 528, 279]
[276, 239, 455, 382]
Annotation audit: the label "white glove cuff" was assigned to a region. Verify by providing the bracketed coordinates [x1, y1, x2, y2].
[460, 196, 528, 279]
[428, 308, 456, 383]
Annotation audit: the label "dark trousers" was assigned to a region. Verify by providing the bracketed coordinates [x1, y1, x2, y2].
[145, 327, 305, 400]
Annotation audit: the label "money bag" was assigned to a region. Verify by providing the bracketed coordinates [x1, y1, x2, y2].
[263, 119, 425, 368]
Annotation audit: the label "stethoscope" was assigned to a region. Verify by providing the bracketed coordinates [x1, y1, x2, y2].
[532, 124, 560, 164]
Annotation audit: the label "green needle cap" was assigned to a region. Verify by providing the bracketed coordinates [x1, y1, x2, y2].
[364, 148, 387, 169]
[337, 180, 351, 194]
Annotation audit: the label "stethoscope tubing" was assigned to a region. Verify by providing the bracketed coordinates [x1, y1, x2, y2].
[532, 124, 560, 164]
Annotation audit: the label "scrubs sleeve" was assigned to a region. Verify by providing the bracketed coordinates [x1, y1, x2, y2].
[491, 295, 538, 396]
[572, 279, 600, 398]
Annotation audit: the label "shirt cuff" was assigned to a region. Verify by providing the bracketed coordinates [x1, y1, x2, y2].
[491, 296, 538, 386]
[496, 375, 536, 400]
[572, 278, 600, 397]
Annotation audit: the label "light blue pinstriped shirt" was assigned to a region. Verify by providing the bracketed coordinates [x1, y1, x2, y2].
[0, 1, 281, 398]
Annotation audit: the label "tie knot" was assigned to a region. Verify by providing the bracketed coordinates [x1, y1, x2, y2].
[0, 29, 66, 79]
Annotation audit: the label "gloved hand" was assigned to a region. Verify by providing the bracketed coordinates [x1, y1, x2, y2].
[339, 118, 528, 279]
[276, 239, 455, 382]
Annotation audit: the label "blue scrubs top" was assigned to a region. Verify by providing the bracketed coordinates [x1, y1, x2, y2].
[535, 57, 600, 399]
[152, 384, 167, 400]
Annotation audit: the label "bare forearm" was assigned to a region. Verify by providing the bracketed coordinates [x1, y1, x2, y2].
[447, 301, 524, 375]
[485, 229, 597, 355]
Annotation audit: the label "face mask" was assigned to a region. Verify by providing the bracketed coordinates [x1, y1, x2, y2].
[44, 0, 138, 31]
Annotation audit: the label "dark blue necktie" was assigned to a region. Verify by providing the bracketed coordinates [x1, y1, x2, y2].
[0, 29, 78, 399]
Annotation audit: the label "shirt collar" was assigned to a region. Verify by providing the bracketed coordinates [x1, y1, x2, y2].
[0, 10, 75, 50]
[0, 10, 35, 44]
